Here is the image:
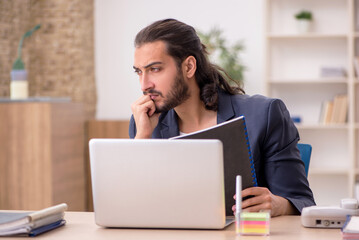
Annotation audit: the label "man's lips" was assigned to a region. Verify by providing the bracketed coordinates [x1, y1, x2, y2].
[149, 94, 158, 100]
[143, 90, 163, 100]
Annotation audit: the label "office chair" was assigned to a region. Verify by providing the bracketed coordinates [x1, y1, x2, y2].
[297, 143, 312, 177]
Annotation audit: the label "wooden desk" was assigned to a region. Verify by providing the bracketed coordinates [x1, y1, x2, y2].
[0, 102, 85, 211]
[5, 212, 341, 239]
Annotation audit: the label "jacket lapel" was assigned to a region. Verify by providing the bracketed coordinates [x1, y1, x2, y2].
[159, 109, 179, 138]
[217, 90, 236, 124]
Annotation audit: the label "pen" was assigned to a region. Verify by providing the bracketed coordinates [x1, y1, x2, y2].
[235, 175, 242, 234]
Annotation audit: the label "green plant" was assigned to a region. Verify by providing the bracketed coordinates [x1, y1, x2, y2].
[197, 27, 245, 84]
[295, 10, 312, 21]
[12, 24, 41, 70]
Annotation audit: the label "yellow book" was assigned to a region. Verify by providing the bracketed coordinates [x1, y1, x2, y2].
[338, 95, 348, 123]
[331, 95, 342, 123]
[323, 101, 334, 124]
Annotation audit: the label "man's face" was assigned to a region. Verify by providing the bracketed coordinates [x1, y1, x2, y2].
[133, 41, 190, 113]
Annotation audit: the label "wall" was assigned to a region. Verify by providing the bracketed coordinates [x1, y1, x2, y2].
[0, 1, 265, 120]
[95, 0, 265, 119]
[0, 0, 96, 119]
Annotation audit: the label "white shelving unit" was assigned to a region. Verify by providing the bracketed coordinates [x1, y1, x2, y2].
[265, 0, 359, 206]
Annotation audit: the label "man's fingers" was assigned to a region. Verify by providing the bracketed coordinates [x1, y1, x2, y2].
[147, 103, 157, 116]
[242, 195, 271, 208]
[136, 94, 152, 103]
[131, 95, 152, 111]
[142, 100, 156, 116]
[131, 94, 159, 139]
[242, 203, 271, 213]
[242, 187, 269, 197]
[242, 195, 261, 208]
[132, 96, 156, 116]
[233, 187, 288, 217]
[241, 187, 272, 211]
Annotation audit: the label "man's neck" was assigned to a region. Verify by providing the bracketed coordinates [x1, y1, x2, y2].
[174, 93, 217, 134]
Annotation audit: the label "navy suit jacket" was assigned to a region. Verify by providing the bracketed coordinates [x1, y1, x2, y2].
[129, 90, 316, 214]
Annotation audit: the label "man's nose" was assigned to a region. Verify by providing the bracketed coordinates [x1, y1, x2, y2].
[140, 73, 154, 92]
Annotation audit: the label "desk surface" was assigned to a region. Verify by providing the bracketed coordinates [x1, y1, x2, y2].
[4, 212, 341, 239]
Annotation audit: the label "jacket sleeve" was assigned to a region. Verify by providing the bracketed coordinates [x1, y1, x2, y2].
[262, 99, 315, 213]
[129, 115, 136, 139]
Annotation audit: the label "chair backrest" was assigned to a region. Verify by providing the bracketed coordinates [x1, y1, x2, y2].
[297, 143, 312, 177]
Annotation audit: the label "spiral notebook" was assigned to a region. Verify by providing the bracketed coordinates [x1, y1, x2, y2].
[171, 116, 257, 216]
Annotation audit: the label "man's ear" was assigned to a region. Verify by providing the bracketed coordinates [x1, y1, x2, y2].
[183, 56, 197, 78]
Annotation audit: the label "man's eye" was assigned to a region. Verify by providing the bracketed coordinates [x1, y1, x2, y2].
[134, 69, 142, 75]
[151, 67, 160, 72]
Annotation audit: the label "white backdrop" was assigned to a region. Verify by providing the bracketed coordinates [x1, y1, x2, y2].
[94, 0, 265, 119]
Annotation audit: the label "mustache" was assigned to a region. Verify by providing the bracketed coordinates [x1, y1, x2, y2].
[143, 89, 164, 98]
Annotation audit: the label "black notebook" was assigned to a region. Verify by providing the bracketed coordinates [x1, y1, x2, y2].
[171, 116, 257, 216]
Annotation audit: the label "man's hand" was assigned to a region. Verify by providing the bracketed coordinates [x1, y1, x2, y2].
[131, 95, 160, 139]
[232, 187, 296, 217]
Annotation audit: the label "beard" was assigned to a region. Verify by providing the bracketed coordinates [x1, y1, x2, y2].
[144, 71, 190, 113]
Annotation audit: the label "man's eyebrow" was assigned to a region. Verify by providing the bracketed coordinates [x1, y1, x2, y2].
[133, 61, 163, 70]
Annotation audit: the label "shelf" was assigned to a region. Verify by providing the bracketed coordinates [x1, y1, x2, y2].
[267, 33, 348, 39]
[296, 124, 349, 130]
[269, 78, 347, 84]
[269, 38, 347, 80]
[266, 0, 356, 206]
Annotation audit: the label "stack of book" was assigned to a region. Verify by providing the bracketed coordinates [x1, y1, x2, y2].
[342, 215, 359, 239]
[319, 94, 348, 125]
[0, 203, 67, 237]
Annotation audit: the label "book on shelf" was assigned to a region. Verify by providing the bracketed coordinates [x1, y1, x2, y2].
[337, 95, 348, 123]
[331, 95, 348, 123]
[320, 66, 346, 78]
[319, 94, 348, 125]
[0, 203, 67, 237]
[319, 100, 334, 124]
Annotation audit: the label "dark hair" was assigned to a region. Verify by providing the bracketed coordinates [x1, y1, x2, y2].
[135, 18, 244, 111]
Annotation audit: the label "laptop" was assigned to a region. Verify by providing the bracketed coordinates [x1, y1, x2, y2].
[89, 138, 233, 229]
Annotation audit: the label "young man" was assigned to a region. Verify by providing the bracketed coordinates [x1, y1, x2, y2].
[130, 19, 315, 217]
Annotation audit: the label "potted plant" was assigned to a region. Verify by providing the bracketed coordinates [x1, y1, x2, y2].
[11, 24, 41, 99]
[295, 10, 313, 33]
[197, 27, 245, 87]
